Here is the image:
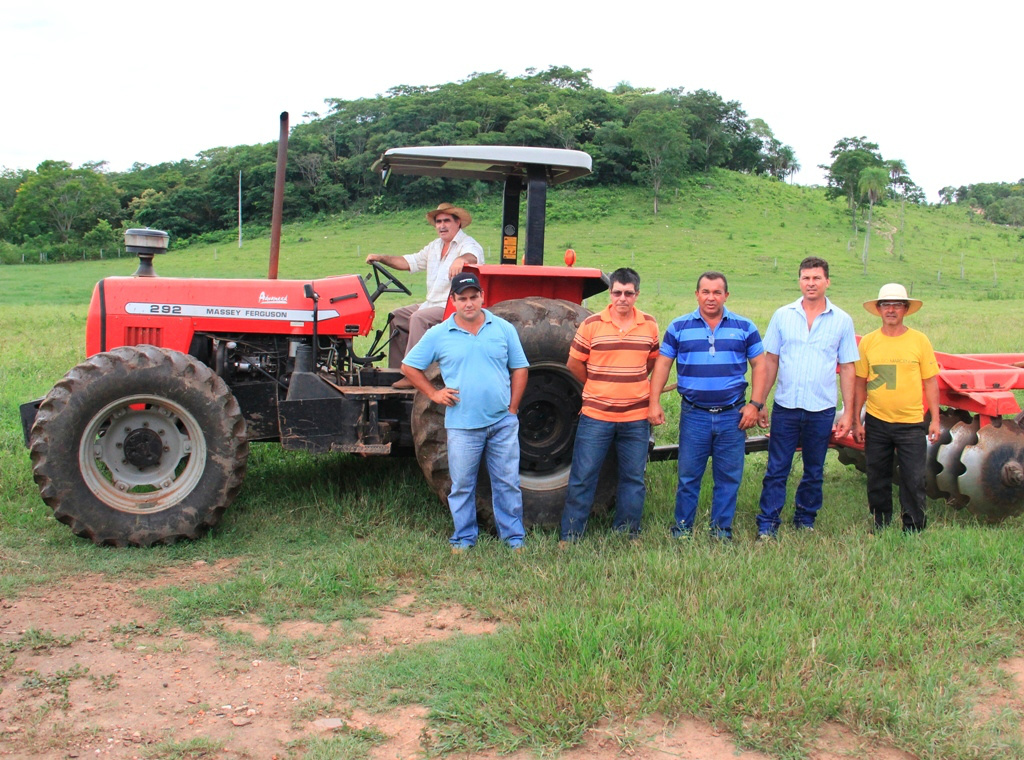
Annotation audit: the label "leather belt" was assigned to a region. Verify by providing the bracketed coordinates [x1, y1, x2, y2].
[685, 398, 744, 414]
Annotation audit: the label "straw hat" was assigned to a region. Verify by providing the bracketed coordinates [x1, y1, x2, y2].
[863, 283, 923, 316]
[426, 203, 472, 228]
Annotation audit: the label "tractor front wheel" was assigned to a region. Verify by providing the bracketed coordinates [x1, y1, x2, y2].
[29, 346, 249, 546]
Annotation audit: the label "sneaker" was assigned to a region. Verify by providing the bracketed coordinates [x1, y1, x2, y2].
[794, 525, 815, 533]
[710, 530, 733, 543]
[450, 543, 474, 554]
[757, 532, 774, 543]
[672, 527, 693, 540]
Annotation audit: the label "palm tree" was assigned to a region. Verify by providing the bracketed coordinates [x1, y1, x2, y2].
[886, 159, 910, 244]
[858, 167, 890, 273]
[783, 148, 801, 184]
[886, 159, 907, 185]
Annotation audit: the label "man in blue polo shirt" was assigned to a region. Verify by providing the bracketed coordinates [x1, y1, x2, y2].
[649, 271, 767, 541]
[401, 272, 530, 552]
[755, 257, 859, 539]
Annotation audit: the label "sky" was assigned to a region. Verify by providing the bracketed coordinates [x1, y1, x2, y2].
[3, 1, 1021, 203]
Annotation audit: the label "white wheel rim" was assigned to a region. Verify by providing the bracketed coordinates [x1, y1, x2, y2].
[79, 394, 207, 514]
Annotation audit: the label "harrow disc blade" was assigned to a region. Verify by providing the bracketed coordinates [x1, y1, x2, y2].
[958, 420, 1024, 523]
[935, 417, 979, 509]
[926, 410, 971, 500]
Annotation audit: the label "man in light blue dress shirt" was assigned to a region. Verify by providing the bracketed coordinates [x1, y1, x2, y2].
[755, 257, 859, 538]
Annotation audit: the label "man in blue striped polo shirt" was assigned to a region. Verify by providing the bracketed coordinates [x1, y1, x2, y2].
[754, 257, 858, 539]
[649, 271, 767, 541]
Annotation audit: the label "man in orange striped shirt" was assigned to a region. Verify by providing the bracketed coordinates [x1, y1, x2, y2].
[560, 268, 661, 543]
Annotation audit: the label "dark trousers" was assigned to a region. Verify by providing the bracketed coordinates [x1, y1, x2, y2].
[864, 413, 928, 531]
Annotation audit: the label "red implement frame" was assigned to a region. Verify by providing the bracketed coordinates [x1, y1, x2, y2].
[831, 350, 1024, 451]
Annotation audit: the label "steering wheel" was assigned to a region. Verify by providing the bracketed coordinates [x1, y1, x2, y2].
[367, 260, 412, 302]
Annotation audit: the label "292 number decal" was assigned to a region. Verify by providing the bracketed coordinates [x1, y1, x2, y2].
[149, 304, 182, 314]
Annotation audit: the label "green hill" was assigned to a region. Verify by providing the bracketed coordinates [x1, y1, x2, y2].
[5, 168, 1021, 357]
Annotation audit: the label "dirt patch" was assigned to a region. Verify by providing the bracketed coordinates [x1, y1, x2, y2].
[981, 657, 1024, 737]
[808, 723, 916, 760]
[408, 714, 776, 760]
[218, 591, 496, 652]
[0, 562, 939, 758]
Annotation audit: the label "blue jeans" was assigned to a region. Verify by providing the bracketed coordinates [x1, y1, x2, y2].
[560, 416, 650, 541]
[446, 414, 525, 548]
[675, 401, 745, 538]
[756, 404, 835, 535]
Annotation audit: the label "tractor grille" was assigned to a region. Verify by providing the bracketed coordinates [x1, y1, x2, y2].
[125, 326, 164, 346]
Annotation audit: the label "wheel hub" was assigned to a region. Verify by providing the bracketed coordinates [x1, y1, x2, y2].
[122, 428, 164, 468]
[517, 363, 581, 475]
[1001, 460, 1024, 487]
[82, 396, 205, 513]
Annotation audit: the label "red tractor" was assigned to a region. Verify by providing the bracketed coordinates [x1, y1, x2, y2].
[22, 145, 613, 546]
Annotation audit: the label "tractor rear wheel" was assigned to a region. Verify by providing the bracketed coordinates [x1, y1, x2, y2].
[411, 297, 617, 529]
[29, 345, 249, 546]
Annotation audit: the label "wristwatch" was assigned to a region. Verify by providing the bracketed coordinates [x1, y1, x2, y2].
[749, 400, 764, 412]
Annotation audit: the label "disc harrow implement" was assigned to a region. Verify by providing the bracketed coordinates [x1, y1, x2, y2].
[926, 409, 971, 501]
[832, 350, 1024, 523]
[934, 415, 979, 508]
[958, 417, 1024, 523]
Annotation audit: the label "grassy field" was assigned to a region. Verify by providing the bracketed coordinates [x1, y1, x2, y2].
[2, 172, 1023, 758]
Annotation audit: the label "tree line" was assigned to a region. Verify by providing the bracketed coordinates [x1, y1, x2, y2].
[1, 67, 1018, 264]
[938, 181, 1024, 226]
[0, 67, 801, 261]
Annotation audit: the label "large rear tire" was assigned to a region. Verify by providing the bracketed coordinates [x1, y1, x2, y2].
[411, 297, 617, 529]
[29, 346, 249, 547]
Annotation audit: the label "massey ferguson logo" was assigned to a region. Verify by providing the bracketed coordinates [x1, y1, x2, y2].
[258, 292, 288, 305]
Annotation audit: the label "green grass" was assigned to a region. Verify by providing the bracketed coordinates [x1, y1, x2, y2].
[2, 173, 1024, 758]
[287, 726, 388, 760]
[142, 736, 225, 759]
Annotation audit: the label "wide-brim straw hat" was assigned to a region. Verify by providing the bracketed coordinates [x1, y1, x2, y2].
[426, 203, 472, 228]
[863, 283, 923, 316]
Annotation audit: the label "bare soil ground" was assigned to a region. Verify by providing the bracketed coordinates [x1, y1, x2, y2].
[0, 560, 1019, 759]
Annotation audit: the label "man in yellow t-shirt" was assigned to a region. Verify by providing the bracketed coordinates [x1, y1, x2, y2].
[852, 284, 940, 532]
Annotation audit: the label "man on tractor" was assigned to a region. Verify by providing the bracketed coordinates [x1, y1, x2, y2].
[365, 203, 483, 386]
